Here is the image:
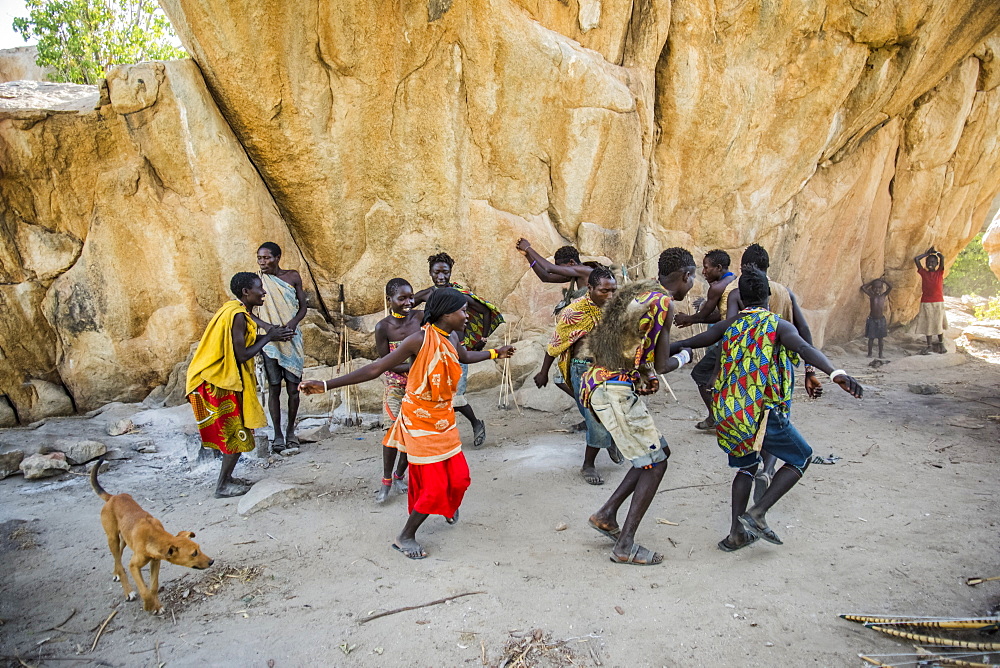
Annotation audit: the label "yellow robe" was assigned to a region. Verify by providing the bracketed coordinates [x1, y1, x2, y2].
[185, 300, 266, 429]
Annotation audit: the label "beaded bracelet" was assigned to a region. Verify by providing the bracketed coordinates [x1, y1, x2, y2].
[489, 349, 499, 360]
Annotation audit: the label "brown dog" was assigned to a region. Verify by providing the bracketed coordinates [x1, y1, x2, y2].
[90, 455, 213, 614]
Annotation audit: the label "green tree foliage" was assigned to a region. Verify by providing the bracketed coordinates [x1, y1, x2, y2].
[943, 233, 1000, 298]
[12, 0, 186, 85]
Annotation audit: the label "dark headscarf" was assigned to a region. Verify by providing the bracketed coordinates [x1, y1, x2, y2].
[422, 287, 467, 326]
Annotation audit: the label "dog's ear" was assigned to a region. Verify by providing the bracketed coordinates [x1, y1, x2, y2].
[177, 531, 195, 539]
[166, 545, 178, 558]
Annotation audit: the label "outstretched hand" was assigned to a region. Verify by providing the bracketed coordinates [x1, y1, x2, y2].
[804, 373, 823, 399]
[299, 380, 326, 395]
[833, 374, 863, 399]
[495, 345, 516, 359]
[673, 313, 692, 328]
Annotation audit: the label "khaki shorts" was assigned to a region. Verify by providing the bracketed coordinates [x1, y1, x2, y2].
[588, 381, 669, 469]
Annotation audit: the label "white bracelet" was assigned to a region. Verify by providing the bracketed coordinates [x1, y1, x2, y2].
[829, 369, 846, 382]
[671, 350, 691, 368]
[323, 380, 329, 392]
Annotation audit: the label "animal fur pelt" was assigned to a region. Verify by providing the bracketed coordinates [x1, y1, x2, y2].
[589, 279, 665, 371]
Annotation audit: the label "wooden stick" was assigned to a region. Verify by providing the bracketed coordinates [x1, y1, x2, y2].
[90, 609, 117, 652]
[867, 624, 1000, 650]
[358, 591, 484, 624]
[46, 608, 76, 632]
[658, 374, 677, 402]
[966, 575, 1000, 586]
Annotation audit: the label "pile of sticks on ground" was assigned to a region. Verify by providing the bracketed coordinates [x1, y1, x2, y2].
[842, 613, 1000, 666]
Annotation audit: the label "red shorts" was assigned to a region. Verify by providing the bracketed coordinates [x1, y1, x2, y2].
[407, 452, 470, 518]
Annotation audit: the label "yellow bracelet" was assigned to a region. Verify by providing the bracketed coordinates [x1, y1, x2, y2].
[489, 349, 498, 360]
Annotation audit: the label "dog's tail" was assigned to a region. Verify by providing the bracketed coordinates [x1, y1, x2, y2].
[90, 454, 111, 501]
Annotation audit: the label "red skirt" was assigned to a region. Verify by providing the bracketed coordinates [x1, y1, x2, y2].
[408, 452, 470, 517]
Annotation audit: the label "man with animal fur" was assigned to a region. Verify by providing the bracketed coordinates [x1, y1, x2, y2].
[580, 248, 697, 566]
[91, 456, 214, 614]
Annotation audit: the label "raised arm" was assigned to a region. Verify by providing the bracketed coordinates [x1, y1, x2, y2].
[860, 281, 875, 297]
[774, 320, 862, 398]
[516, 239, 591, 283]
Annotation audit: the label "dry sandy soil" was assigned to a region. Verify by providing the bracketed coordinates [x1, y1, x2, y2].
[1, 336, 998, 667]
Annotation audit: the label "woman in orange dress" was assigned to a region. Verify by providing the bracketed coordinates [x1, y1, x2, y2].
[300, 288, 514, 559]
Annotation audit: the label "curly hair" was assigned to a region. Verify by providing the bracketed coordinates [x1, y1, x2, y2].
[741, 243, 769, 272]
[738, 267, 770, 305]
[587, 266, 615, 288]
[705, 249, 730, 270]
[258, 241, 281, 258]
[230, 272, 260, 299]
[658, 247, 696, 277]
[427, 252, 455, 269]
[385, 277, 411, 298]
[554, 246, 580, 265]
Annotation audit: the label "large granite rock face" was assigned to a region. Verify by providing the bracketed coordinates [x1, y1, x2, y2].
[0, 46, 51, 83]
[159, 0, 1000, 344]
[0, 62, 307, 414]
[2, 1, 1000, 421]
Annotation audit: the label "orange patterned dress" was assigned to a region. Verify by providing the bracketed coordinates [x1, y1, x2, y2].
[383, 325, 470, 516]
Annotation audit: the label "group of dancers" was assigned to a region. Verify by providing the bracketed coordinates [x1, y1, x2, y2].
[185, 240, 863, 564]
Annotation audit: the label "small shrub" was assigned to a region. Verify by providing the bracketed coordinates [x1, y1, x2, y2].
[944, 234, 1000, 298]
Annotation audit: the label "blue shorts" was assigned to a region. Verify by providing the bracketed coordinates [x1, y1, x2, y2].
[727, 411, 812, 473]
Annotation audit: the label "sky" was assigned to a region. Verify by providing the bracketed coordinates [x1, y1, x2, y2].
[0, 0, 33, 50]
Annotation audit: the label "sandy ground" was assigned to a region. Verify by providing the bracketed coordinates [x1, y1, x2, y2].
[1, 337, 999, 667]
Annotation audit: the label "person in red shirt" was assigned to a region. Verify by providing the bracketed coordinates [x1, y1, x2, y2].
[913, 247, 947, 354]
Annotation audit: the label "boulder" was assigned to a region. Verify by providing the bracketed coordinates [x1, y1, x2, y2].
[20, 452, 71, 480]
[237, 479, 308, 516]
[0, 46, 52, 83]
[515, 383, 578, 414]
[2, 1, 1000, 418]
[963, 324, 1000, 344]
[0, 397, 16, 428]
[0, 450, 24, 478]
[58, 439, 107, 465]
[18, 379, 74, 424]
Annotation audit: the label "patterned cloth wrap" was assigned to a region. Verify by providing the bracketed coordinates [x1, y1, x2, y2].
[449, 282, 504, 349]
[383, 340, 408, 424]
[256, 273, 304, 378]
[579, 290, 672, 409]
[188, 382, 255, 454]
[185, 300, 265, 453]
[713, 308, 799, 459]
[546, 293, 603, 382]
[383, 325, 464, 464]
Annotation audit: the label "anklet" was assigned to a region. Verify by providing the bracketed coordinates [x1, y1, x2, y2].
[393, 472, 405, 480]
[382, 477, 392, 485]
